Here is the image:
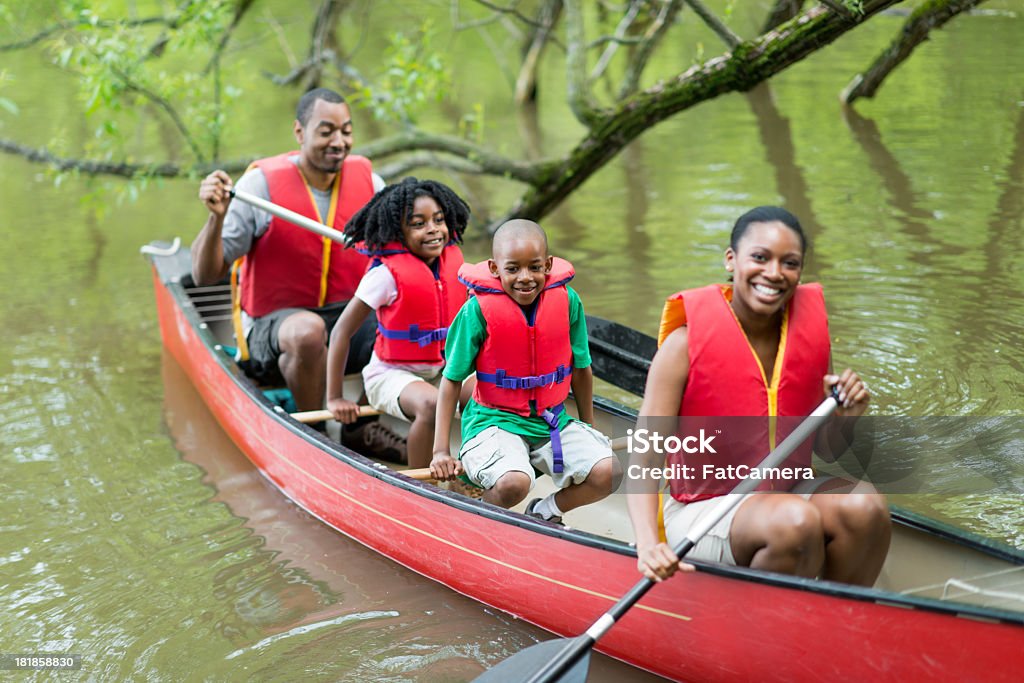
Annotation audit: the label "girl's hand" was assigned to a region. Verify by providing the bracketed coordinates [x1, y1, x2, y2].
[824, 369, 870, 417]
[328, 397, 362, 424]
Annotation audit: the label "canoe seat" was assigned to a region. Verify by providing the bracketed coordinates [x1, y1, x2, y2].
[901, 565, 1024, 608]
[218, 344, 297, 413]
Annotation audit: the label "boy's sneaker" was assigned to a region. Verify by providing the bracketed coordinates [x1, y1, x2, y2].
[525, 498, 563, 526]
[342, 421, 408, 464]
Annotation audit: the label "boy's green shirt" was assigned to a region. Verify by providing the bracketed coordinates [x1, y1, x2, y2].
[442, 286, 592, 444]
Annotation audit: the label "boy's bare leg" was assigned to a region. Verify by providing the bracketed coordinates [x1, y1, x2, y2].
[484, 471, 532, 508]
[552, 457, 617, 513]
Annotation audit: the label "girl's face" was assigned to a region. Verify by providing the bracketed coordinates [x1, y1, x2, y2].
[724, 220, 804, 320]
[402, 195, 449, 263]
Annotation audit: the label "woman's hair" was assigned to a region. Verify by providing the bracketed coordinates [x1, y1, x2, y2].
[344, 177, 470, 250]
[730, 206, 808, 254]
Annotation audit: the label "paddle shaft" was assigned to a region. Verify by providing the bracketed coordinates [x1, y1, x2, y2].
[230, 188, 349, 244]
[524, 394, 841, 683]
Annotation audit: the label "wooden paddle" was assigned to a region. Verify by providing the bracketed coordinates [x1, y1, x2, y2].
[473, 392, 841, 683]
[291, 407, 382, 424]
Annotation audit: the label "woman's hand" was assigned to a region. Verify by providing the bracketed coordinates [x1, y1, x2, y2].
[636, 542, 696, 582]
[824, 369, 870, 417]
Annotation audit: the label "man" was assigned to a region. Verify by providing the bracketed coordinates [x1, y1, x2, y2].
[192, 87, 404, 459]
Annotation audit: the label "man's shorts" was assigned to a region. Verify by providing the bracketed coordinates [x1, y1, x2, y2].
[459, 421, 613, 491]
[242, 301, 377, 386]
[364, 366, 443, 421]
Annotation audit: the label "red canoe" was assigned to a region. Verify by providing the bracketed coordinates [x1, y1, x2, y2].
[147, 244, 1024, 682]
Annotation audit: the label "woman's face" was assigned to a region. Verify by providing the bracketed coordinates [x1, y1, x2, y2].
[725, 220, 804, 320]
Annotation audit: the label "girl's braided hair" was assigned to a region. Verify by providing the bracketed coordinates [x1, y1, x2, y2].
[344, 177, 470, 250]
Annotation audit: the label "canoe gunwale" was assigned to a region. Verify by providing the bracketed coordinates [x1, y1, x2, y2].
[148, 244, 1024, 634]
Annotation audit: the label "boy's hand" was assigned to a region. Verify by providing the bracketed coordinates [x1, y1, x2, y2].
[430, 451, 462, 481]
[327, 397, 362, 424]
[636, 542, 696, 582]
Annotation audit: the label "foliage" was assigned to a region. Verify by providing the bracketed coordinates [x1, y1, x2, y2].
[48, 0, 237, 166]
[348, 22, 451, 127]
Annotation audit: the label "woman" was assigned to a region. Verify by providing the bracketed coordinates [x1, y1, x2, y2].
[628, 206, 890, 587]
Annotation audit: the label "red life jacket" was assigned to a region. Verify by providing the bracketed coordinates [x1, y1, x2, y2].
[662, 284, 830, 503]
[359, 241, 466, 364]
[239, 152, 373, 318]
[460, 258, 576, 417]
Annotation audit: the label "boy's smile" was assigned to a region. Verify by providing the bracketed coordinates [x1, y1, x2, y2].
[489, 237, 552, 306]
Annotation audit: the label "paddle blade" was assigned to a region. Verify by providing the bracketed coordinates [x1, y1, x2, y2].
[474, 637, 591, 683]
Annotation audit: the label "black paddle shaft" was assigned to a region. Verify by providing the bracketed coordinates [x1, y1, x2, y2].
[522, 392, 841, 683]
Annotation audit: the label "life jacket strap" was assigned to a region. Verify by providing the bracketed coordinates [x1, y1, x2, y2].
[541, 404, 565, 474]
[476, 364, 571, 391]
[377, 321, 449, 347]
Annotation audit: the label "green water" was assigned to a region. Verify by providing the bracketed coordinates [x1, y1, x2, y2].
[1, 1, 1022, 680]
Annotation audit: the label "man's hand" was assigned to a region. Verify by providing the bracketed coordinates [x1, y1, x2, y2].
[199, 170, 233, 218]
[327, 397, 362, 424]
[430, 451, 462, 481]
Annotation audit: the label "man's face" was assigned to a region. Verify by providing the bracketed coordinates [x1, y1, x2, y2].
[294, 99, 353, 174]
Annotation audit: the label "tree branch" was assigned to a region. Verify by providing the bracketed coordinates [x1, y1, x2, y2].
[762, 0, 805, 33]
[683, 0, 742, 49]
[818, 0, 857, 18]
[376, 152, 491, 181]
[617, 0, 684, 100]
[469, 0, 545, 28]
[111, 66, 206, 163]
[360, 130, 548, 183]
[0, 138, 250, 177]
[0, 17, 169, 52]
[515, 0, 562, 104]
[841, 0, 987, 104]
[590, 0, 644, 81]
[564, 0, 603, 126]
[202, 0, 257, 75]
[508, 0, 902, 222]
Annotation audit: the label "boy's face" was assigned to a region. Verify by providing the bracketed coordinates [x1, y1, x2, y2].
[488, 236, 552, 306]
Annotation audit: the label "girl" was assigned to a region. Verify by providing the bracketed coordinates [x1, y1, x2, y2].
[628, 206, 891, 587]
[327, 177, 475, 468]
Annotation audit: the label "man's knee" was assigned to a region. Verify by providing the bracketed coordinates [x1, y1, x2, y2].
[278, 312, 327, 357]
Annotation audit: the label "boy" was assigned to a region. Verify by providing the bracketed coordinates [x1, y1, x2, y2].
[431, 220, 616, 523]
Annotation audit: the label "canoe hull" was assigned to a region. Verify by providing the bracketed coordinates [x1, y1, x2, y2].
[152, 268, 1023, 682]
